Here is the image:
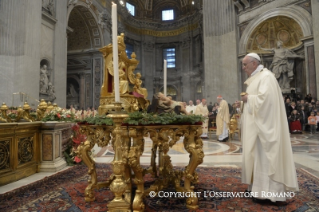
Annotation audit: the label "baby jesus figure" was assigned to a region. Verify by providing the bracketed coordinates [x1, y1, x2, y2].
[157, 92, 190, 115]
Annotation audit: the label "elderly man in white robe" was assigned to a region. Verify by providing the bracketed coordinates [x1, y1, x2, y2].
[195, 99, 209, 138]
[216, 95, 230, 142]
[186, 100, 196, 114]
[241, 52, 298, 203]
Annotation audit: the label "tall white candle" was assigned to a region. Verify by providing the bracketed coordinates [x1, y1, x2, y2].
[112, 2, 120, 102]
[163, 59, 167, 96]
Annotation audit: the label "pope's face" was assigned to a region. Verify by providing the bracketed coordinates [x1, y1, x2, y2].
[242, 56, 256, 77]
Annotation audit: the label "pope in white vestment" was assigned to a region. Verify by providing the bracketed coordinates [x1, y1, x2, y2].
[241, 53, 298, 202]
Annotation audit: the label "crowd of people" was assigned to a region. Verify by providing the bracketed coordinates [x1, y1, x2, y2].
[182, 91, 319, 141]
[284, 93, 319, 134]
[183, 96, 241, 141]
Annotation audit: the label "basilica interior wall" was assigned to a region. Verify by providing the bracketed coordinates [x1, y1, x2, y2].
[0, 0, 42, 107]
[2, 0, 318, 109]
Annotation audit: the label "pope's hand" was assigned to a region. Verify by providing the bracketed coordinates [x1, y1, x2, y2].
[241, 94, 248, 103]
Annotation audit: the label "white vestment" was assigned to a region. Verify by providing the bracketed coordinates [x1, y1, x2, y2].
[186, 105, 196, 114]
[241, 68, 298, 201]
[195, 103, 209, 135]
[216, 100, 230, 140]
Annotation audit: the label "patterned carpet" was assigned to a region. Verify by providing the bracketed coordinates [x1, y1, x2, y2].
[1, 164, 319, 212]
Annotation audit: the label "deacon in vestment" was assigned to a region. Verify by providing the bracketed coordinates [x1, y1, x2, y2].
[241, 53, 298, 203]
[195, 99, 209, 138]
[216, 96, 230, 141]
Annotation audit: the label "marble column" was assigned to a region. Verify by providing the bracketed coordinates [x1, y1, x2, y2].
[311, 0, 319, 98]
[53, 0, 68, 107]
[203, 0, 238, 103]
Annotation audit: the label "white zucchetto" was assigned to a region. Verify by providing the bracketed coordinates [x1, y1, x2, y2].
[246, 53, 261, 61]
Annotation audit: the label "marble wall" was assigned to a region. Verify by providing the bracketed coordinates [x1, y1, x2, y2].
[0, 0, 42, 107]
[0, 0, 68, 107]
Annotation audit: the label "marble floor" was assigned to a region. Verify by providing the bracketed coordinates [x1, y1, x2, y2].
[1, 131, 319, 194]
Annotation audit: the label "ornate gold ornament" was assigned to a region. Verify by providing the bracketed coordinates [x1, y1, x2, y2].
[0, 103, 10, 123]
[98, 33, 149, 115]
[77, 119, 204, 210]
[229, 115, 238, 140]
[36, 99, 48, 121]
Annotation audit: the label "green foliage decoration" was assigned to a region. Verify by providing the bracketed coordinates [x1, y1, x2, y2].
[76, 115, 113, 125]
[123, 111, 205, 125]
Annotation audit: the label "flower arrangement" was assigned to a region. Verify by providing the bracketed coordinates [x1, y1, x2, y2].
[42, 107, 75, 122]
[63, 124, 89, 165]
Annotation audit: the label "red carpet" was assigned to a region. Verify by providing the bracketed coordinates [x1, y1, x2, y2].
[1, 164, 318, 211]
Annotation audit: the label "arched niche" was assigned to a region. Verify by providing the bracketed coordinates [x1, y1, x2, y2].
[67, 3, 104, 109]
[40, 59, 50, 68]
[247, 16, 304, 52]
[239, 5, 312, 54]
[67, 5, 103, 51]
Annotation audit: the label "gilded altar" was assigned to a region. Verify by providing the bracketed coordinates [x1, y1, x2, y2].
[77, 34, 204, 211]
[76, 120, 204, 211]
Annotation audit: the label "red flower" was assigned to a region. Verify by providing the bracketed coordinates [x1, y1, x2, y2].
[67, 114, 71, 118]
[72, 137, 81, 144]
[74, 156, 82, 163]
[72, 124, 80, 132]
[57, 113, 61, 118]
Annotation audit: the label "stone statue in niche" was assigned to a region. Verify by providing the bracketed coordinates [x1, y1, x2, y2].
[39, 63, 56, 102]
[258, 41, 304, 93]
[40, 65, 50, 93]
[47, 82, 56, 101]
[68, 84, 78, 97]
[67, 83, 79, 108]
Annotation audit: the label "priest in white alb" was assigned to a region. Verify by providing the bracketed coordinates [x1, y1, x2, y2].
[216, 95, 230, 142]
[241, 52, 298, 203]
[194, 99, 209, 138]
[186, 100, 196, 114]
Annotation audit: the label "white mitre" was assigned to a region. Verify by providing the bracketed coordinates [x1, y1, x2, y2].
[247, 52, 260, 61]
